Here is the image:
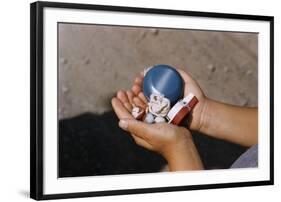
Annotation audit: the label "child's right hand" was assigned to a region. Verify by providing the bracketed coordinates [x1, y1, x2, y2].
[131, 68, 208, 131]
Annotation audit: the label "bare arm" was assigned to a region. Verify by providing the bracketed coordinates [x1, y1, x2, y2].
[199, 98, 258, 147]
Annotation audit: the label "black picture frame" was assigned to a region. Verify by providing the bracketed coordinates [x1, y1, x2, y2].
[30, 1, 274, 200]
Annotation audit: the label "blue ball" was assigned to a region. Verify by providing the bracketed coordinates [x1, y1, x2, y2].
[143, 64, 184, 104]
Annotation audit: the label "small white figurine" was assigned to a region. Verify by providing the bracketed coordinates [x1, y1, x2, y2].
[148, 93, 170, 117]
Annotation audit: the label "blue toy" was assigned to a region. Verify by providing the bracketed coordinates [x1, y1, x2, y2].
[143, 64, 184, 105]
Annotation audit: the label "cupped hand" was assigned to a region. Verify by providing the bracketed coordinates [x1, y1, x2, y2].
[111, 90, 189, 155]
[111, 90, 203, 170]
[131, 69, 208, 131]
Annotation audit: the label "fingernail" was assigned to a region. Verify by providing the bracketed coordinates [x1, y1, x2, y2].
[119, 119, 128, 129]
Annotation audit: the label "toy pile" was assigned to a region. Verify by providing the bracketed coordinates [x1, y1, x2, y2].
[131, 64, 198, 125]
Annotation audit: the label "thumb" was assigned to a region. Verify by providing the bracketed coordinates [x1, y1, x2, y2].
[176, 68, 194, 83]
[119, 118, 153, 139]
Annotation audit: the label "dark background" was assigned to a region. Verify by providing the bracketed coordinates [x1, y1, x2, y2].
[59, 112, 247, 177]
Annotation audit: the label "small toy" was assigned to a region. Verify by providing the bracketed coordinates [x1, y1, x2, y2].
[154, 116, 166, 123]
[166, 93, 198, 125]
[148, 94, 170, 117]
[143, 64, 184, 105]
[143, 112, 155, 124]
[131, 106, 145, 120]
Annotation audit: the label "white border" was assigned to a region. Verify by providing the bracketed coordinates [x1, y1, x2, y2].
[43, 7, 270, 195]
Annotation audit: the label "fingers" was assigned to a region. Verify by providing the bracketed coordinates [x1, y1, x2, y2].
[112, 97, 151, 147]
[119, 119, 153, 140]
[132, 73, 144, 95]
[126, 90, 134, 105]
[134, 76, 143, 86]
[176, 68, 195, 84]
[132, 74, 147, 104]
[139, 70, 145, 78]
[133, 96, 147, 109]
[117, 90, 132, 112]
[138, 92, 148, 104]
[111, 97, 133, 120]
[124, 89, 148, 109]
[132, 84, 142, 96]
[114, 90, 147, 114]
[136, 71, 145, 81]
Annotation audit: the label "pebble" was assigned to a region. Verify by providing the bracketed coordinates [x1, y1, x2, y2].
[143, 113, 154, 124]
[84, 58, 91, 65]
[154, 116, 166, 123]
[62, 86, 69, 93]
[137, 31, 147, 43]
[150, 29, 159, 35]
[246, 70, 253, 76]
[207, 64, 216, 72]
[60, 57, 67, 65]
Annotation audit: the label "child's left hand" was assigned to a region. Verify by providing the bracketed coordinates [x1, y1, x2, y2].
[111, 90, 203, 171]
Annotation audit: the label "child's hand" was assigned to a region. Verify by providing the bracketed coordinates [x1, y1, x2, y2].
[111, 91, 203, 171]
[127, 67, 257, 148]
[131, 69, 207, 131]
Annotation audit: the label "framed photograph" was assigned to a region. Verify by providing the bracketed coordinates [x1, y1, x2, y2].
[30, 1, 274, 200]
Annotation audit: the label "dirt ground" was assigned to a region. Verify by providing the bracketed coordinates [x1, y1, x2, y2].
[58, 23, 257, 177]
[58, 24, 257, 120]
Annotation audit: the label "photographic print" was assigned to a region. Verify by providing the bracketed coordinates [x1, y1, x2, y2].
[58, 23, 258, 177]
[30, 1, 274, 200]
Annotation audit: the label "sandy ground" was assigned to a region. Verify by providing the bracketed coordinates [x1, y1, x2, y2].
[58, 23, 257, 119]
[58, 23, 257, 177]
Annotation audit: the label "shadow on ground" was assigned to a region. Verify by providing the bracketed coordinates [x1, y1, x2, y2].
[59, 112, 247, 177]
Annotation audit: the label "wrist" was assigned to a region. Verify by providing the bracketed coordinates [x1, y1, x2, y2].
[165, 134, 203, 171]
[197, 97, 212, 134]
[162, 130, 191, 160]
